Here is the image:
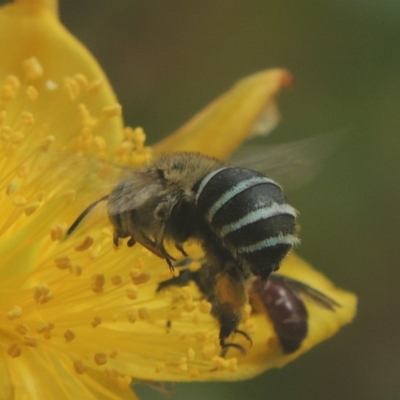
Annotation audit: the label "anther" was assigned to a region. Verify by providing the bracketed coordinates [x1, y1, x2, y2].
[101, 104, 122, 118]
[74, 236, 94, 251]
[23, 57, 44, 81]
[6, 305, 22, 320]
[94, 352, 108, 366]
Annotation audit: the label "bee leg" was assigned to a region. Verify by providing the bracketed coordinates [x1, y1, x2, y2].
[127, 237, 136, 247]
[175, 243, 189, 257]
[220, 340, 246, 356]
[160, 247, 176, 273]
[113, 229, 129, 247]
[234, 329, 253, 347]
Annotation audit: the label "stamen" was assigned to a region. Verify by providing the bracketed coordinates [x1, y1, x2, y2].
[15, 324, 29, 335]
[7, 342, 22, 358]
[64, 330, 75, 342]
[126, 285, 138, 300]
[54, 255, 72, 270]
[26, 85, 39, 101]
[101, 104, 122, 118]
[91, 316, 102, 328]
[6, 305, 22, 320]
[20, 112, 35, 127]
[94, 352, 108, 366]
[23, 336, 39, 347]
[24, 202, 40, 216]
[23, 57, 44, 81]
[127, 309, 137, 323]
[74, 236, 94, 251]
[92, 273, 106, 293]
[50, 224, 67, 241]
[73, 360, 86, 375]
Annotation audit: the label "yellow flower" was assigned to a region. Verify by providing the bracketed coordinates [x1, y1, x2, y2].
[0, 1, 357, 399]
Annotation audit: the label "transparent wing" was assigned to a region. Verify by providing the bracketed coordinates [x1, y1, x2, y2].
[271, 273, 341, 310]
[230, 133, 345, 191]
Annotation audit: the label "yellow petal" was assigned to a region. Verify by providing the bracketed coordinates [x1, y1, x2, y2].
[0, 0, 123, 150]
[154, 69, 292, 160]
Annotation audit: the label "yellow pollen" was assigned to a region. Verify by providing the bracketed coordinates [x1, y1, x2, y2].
[91, 316, 102, 328]
[23, 57, 44, 81]
[199, 300, 212, 314]
[13, 196, 27, 207]
[73, 360, 86, 375]
[20, 112, 35, 127]
[126, 285, 138, 300]
[54, 255, 72, 270]
[189, 368, 200, 378]
[26, 85, 39, 100]
[184, 300, 196, 312]
[155, 361, 165, 373]
[1, 84, 17, 101]
[111, 275, 123, 286]
[6, 305, 22, 320]
[15, 324, 29, 335]
[187, 347, 196, 360]
[64, 330, 75, 342]
[138, 307, 150, 320]
[6, 181, 18, 196]
[87, 78, 104, 94]
[36, 322, 55, 334]
[64, 77, 81, 101]
[213, 356, 228, 370]
[127, 309, 137, 323]
[7, 343, 22, 358]
[178, 358, 188, 372]
[33, 283, 53, 304]
[74, 236, 94, 251]
[109, 349, 118, 359]
[70, 264, 83, 276]
[24, 202, 41, 216]
[73, 74, 89, 90]
[17, 165, 30, 178]
[131, 271, 151, 285]
[78, 103, 97, 128]
[5, 75, 20, 89]
[92, 273, 106, 293]
[93, 135, 106, 150]
[45, 80, 58, 91]
[116, 375, 131, 390]
[94, 353, 108, 366]
[23, 336, 39, 347]
[10, 131, 24, 144]
[40, 135, 55, 152]
[101, 104, 122, 118]
[50, 223, 67, 241]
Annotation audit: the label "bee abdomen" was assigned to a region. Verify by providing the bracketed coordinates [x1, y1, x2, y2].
[195, 167, 299, 277]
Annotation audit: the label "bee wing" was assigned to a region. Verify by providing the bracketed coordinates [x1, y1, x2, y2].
[230, 133, 344, 191]
[107, 171, 163, 216]
[271, 273, 341, 310]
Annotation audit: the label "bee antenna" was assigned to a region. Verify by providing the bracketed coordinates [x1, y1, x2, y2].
[66, 194, 110, 236]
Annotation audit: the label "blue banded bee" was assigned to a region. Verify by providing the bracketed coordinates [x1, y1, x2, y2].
[67, 135, 339, 352]
[158, 260, 340, 354]
[68, 151, 299, 352]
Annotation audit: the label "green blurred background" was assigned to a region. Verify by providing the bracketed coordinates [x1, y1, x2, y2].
[23, 1, 400, 399]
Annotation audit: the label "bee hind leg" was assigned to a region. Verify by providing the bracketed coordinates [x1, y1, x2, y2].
[175, 243, 189, 257]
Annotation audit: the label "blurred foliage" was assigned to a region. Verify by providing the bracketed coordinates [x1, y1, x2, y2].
[4, 0, 399, 399]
